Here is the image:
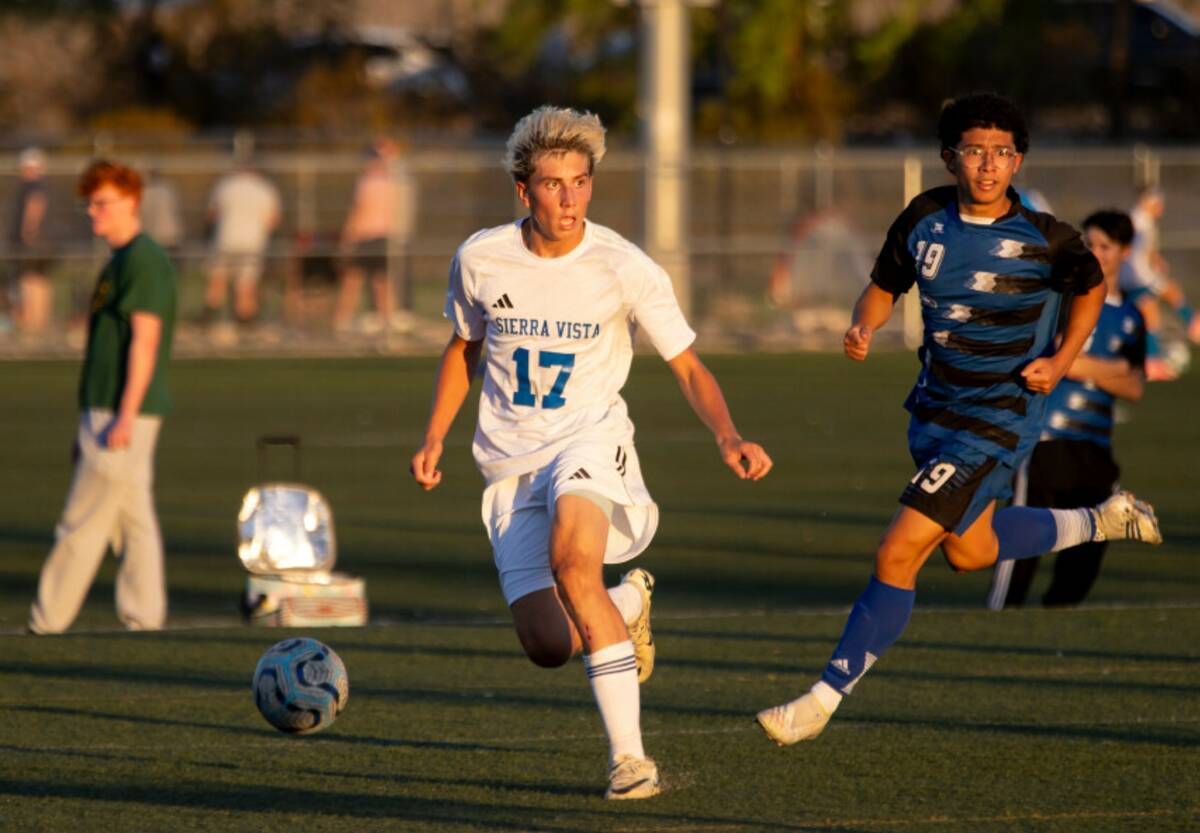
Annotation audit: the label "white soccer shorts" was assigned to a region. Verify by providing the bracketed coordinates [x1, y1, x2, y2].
[481, 440, 659, 605]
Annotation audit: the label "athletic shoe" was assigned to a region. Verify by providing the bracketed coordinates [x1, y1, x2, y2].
[620, 568, 655, 684]
[756, 692, 832, 746]
[1092, 491, 1163, 544]
[606, 755, 660, 800]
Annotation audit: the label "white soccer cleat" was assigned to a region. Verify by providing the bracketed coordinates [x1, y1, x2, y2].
[756, 692, 832, 746]
[1092, 491, 1163, 545]
[606, 755, 660, 800]
[620, 567, 655, 684]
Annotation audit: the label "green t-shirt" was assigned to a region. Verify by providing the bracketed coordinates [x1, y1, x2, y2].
[78, 233, 178, 416]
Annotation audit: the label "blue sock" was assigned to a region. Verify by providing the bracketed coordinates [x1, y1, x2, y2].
[1146, 331, 1162, 357]
[994, 506, 1095, 561]
[1179, 303, 1194, 328]
[820, 576, 914, 695]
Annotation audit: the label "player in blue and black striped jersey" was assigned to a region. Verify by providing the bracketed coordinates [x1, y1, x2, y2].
[989, 210, 1147, 609]
[758, 92, 1163, 747]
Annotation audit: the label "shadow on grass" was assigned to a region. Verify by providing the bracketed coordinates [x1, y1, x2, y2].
[878, 666, 1196, 697]
[0, 776, 859, 832]
[900, 637, 1199, 665]
[853, 713, 1200, 749]
[8, 706, 513, 752]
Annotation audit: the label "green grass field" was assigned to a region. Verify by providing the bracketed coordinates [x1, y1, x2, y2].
[1, 353, 1197, 832]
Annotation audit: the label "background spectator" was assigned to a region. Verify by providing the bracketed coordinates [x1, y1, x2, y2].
[203, 158, 280, 326]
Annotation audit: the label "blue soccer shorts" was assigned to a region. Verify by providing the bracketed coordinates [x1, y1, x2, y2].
[900, 430, 1017, 536]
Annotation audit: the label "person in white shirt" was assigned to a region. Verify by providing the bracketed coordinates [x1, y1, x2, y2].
[410, 106, 772, 800]
[203, 161, 281, 324]
[1122, 186, 1199, 380]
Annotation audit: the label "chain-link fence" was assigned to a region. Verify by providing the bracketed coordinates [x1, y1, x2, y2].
[2, 141, 1196, 357]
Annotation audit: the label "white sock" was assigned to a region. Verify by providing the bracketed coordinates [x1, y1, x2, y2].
[584, 640, 644, 764]
[607, 583, 643, 626]
[1049, 508, 1096, 549]
[811, 680, 843, 714]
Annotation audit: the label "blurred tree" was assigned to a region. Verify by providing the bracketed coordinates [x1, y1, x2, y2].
[462, 0, 638, 132]
[694, 0, 857, 142]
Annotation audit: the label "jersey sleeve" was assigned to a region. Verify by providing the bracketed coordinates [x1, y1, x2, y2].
[1046, 220, 1103, 295]
[443, 253, 487, 341]
[118, 243, 175, 318]
[629, 258, 696, 361]
[870, 211, 918, 295]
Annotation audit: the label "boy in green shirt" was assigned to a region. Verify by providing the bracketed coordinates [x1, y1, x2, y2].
[29, 160, 177, 634]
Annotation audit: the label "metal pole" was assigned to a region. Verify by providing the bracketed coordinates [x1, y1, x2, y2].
[902, 155, 923, 349]
[638, 0, 693, 317]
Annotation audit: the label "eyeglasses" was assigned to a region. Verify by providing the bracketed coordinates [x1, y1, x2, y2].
[950, 145, 1020, 168]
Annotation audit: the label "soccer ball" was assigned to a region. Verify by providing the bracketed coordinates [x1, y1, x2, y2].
[252, 637, 349, 734]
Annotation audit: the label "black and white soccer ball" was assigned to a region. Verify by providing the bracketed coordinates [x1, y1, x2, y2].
[252, 637, 349, 734]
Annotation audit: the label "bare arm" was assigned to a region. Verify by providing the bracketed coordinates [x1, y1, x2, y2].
[1021, 281, 1106, 394]
[410, 333, 483, 490]
[1067, 355, 1145, 401]
[843, 282, 899, 361]
[666, 347, 772, 480]
[107, 312, 162, 449]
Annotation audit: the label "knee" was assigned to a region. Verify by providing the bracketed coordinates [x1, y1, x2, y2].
[942, 540, 996, 573]
[514, 626, 572, 668]
[875, 538, 924, 585]
[549, 548, 597, 601]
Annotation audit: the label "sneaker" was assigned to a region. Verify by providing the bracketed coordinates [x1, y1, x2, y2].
[756, 692, 832, 746]
[1092, 491, 1163, 544]
[606, 755, 660, 800]
[620, 568, 655, 684]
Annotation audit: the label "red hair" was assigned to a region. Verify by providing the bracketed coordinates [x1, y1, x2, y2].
[77, 159, 143, 201]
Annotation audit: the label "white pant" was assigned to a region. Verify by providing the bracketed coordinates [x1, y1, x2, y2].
[29, 409, 166, 634]
[482, 440, 658, 605]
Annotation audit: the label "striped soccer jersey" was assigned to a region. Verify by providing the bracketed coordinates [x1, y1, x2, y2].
[1041, 296, 1145, 447]
[445, 220, 696, 484]
[871, 185, 1103, 466]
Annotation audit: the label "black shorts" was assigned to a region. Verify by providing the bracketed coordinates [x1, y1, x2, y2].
[347, 238, 388, 274]
[1025, 439, 1119, 509]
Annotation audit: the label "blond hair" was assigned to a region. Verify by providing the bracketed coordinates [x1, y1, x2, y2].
[503, 105, 607, 183]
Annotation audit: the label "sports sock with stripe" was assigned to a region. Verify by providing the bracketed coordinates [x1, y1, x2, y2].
[820, 576, 914, 695]
[993, 506, 1095, 561]
[584, 640, 644, 764]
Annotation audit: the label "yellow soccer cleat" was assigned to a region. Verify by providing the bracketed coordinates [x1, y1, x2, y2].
[620, 567, 655, 683]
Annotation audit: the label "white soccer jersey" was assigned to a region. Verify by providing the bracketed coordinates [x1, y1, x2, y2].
[445, 220, 696, 484]
[1127, 206, 1165, 292]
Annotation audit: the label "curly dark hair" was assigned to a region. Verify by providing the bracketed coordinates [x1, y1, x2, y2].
[937, 92, 1029, 154]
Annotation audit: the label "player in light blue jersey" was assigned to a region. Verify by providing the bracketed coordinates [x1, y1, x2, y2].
[988, 210, 1147, 608]
[758, 92, 1163, 747]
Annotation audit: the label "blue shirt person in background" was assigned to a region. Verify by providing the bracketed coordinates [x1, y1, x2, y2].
[989, 210, 1147, 609]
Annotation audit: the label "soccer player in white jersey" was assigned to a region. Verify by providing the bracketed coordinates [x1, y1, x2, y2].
[410, 106, 772, 799]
